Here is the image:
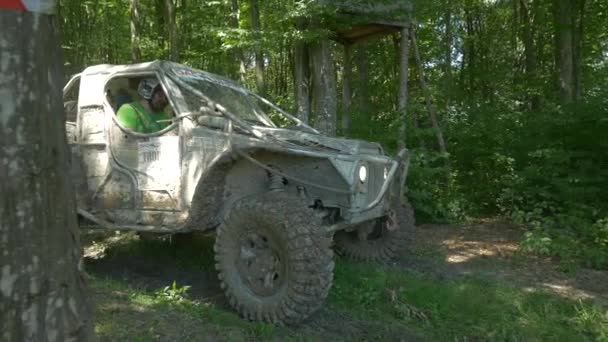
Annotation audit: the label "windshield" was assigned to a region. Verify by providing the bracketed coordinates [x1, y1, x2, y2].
[170, 66, 274, 126]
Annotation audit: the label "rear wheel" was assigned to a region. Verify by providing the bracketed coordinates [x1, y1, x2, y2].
[335, 198, 415, 263]
[214, 192, 334, 325]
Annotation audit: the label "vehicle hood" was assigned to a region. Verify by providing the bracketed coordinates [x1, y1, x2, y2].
[255, 127, 385, 157]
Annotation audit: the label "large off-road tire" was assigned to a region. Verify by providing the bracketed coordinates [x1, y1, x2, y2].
[214, 192, 334, 325]
[334, 198, 415, 263]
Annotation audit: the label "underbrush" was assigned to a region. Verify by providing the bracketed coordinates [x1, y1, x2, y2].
[348, 97, 608, 270]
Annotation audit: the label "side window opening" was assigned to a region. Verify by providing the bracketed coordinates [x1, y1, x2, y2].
[106, 77, 139, 113]
[63, 75, 80, 123]
[106, 75, 176, 135]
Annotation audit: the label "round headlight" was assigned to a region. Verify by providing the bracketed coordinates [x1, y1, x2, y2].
[358, 165, 368, 183]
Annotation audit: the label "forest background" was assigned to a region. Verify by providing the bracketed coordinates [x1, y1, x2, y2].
[58, 0, 608, 269]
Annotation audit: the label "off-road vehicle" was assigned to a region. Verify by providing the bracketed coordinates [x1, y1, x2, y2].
[63, 60, 414, 324]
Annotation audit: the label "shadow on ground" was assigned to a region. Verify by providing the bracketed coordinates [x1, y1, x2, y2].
[398, 220, 608, 307]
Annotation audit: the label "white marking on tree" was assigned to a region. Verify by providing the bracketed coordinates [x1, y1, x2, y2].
[1, 265, 18, 297]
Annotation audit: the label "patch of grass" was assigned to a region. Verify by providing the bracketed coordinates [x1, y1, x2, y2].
[330, 258, 608, 341]
[91, 275, 279, 341]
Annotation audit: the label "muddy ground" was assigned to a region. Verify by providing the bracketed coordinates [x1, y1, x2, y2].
[84, 220, 608, 341]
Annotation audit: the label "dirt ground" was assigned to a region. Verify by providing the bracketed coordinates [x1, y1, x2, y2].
[402, 220, 608, 307]
[83, 220, 608, 341]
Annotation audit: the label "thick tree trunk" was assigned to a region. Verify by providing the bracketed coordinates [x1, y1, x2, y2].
[310, 39, 337, 136]
[164, 0, 178, 61]
[342, 43, 353, 133]
[552, 0, 575, 104]
[397, 27, 409, 150]
[0, 10, 91, 341]
[411, 27, 447, 154]
[130, 0, 141, 62]
[249, 0, 265, 96]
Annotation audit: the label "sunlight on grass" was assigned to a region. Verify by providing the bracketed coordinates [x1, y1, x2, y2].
[329, 258, 607, 341]
[91, 275, 277, 341]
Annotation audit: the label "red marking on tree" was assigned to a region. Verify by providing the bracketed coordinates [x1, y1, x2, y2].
[0, 0, 26, 11]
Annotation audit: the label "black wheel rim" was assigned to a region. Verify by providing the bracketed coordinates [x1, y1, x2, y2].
[236, 232, 286, 297]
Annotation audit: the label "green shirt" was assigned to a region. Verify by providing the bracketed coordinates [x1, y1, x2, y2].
[116, 102, 171, 133]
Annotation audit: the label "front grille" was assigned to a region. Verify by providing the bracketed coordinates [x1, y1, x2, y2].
[366, 163, 385, 202]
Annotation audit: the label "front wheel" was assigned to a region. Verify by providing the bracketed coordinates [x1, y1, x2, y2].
[214, 192, 334, 325]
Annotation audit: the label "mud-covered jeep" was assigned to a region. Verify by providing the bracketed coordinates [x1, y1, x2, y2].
[63, 60, 414, 324]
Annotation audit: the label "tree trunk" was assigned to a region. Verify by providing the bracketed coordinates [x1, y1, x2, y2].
[411, 26, 447, 154]
[229, 0, 247, 83]
[520, 0, 540, 110]
[397, 27, 409, 150]
[310, 39, 337, 136]
[356, 44, 371, 121]
[294, 19, 310, 123]
[249, 0, 265, 96]
[164, 0, 178, 61]
[443, 0, 453, 107]
[552, 0, 575, 104]
[0, 9, 91, 341]
[572, 0, 586, 101]
[130, 0, 141, 62]
[342, 43, 353, 134]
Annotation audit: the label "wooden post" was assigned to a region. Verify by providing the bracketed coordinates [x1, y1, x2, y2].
[294, 31, 310, 123]
[411, 25, 447, 154]
[397, 26, 410, 150]
[342, 43, 353, 134]
[311, 39, 337, 136]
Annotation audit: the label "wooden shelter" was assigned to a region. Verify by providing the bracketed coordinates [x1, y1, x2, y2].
[319, 0, 412, 44]
[297, 0, 412, 147]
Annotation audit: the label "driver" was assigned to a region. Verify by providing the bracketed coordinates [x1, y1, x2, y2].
[116, 78, 171, 133]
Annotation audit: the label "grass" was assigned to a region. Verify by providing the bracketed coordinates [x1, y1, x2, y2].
[330, 261, 608, 341]
[87, 232, 608, 341]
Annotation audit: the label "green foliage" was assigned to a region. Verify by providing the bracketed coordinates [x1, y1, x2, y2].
[155, 281, 191, 303]
[406, 150, 466, 223]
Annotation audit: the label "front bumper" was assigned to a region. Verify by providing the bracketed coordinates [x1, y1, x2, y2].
[335, 148, 410, 229]
[360, 148, 410, 212]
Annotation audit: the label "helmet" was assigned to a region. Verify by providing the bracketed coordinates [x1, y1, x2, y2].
[137, 78, 161, 100]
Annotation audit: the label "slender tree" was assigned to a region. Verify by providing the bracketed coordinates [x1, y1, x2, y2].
[520, 0, 540, 110]
[130, 0, 141, 62]
[341, 43, 353, 133]
[229, 0, 247, 83]
[552, 0, 575, 104]
[397, 27, 410, 150]
[164, 0, 178, 61]
[294, 16, 311, 123]
[249, 0, 265, 96]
